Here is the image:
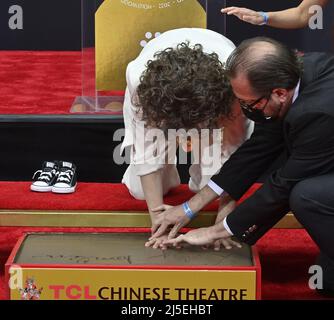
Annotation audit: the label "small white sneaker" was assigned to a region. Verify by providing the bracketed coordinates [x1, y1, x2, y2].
[52, 161, 77, 194]
[30, 161, 59, 192]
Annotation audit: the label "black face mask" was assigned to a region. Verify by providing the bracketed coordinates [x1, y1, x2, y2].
[239, 94, 281, 123]
[241, 107, 274, 123]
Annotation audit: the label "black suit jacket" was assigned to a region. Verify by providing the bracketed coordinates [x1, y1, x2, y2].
[211, 52, 334, 244]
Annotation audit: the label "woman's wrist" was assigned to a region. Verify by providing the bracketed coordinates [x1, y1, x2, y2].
[258, 11, 269, 25]
[149, 208, 163, 222]
[182, 202, 197, 220]
[188, 185, 219, 214]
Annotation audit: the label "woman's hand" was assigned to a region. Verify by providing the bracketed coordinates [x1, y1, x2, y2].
[222, 7, 266, 25]
[145, 233, 181, 250]
[150, 204, 191, 239]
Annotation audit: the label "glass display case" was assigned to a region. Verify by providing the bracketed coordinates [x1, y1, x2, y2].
[71, 0, 226, 114]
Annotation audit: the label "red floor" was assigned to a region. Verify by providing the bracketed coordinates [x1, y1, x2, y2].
[0, 180, 328, 300]
[0, 51, 81, 114]
[0, 180, 331, 300]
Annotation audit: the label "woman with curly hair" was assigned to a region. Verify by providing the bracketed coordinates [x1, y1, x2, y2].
[121, 28, 253, 249]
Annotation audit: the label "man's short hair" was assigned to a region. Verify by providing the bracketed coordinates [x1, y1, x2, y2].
[135, 42, 233, 130]
[226, 37, 303, 96]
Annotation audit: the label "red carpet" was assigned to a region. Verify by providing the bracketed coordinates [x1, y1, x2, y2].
[0, 182, 215, 211]
[0, 51, 81, 114]
[0, 181, 332, 300]
[0, 181, 261, 211]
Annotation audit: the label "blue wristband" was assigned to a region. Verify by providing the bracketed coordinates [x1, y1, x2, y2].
[182, 202, 196, 220]
[258, 12, 269, 25]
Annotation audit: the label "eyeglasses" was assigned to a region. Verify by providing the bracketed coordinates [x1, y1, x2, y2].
[238, 94, 273, 122]
[238, 95, 267, 112]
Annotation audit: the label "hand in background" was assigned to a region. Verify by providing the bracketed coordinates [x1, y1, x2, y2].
[222, 7, 265, 25]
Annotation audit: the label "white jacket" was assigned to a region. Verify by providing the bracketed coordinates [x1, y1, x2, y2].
[121, 28, 253, 177]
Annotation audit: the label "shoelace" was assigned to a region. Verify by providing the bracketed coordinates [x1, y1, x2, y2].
[57, 170, 73, 184]
[32, 169, 58, 182]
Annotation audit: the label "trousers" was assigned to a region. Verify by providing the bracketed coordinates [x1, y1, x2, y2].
[290, 173, 334, 289]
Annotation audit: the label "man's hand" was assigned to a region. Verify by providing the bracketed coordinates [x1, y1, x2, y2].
[213, 238, 242, 251]
[150, 204, 191, 240]
[221, 7, 266, 25]
[163, 225, 231, 247]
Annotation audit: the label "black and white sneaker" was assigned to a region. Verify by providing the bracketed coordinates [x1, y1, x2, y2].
[52, 161, 77, 194]
[31, 161, 59, 192]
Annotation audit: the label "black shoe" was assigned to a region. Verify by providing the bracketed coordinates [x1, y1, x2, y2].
[31, 161, 59, 192]
[52, 161, 77, 194]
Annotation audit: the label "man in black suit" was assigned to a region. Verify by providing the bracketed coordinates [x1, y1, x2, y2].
[151, 37, 334, 296]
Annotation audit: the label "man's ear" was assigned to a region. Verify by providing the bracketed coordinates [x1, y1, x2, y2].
[272, 88, 289, 103]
